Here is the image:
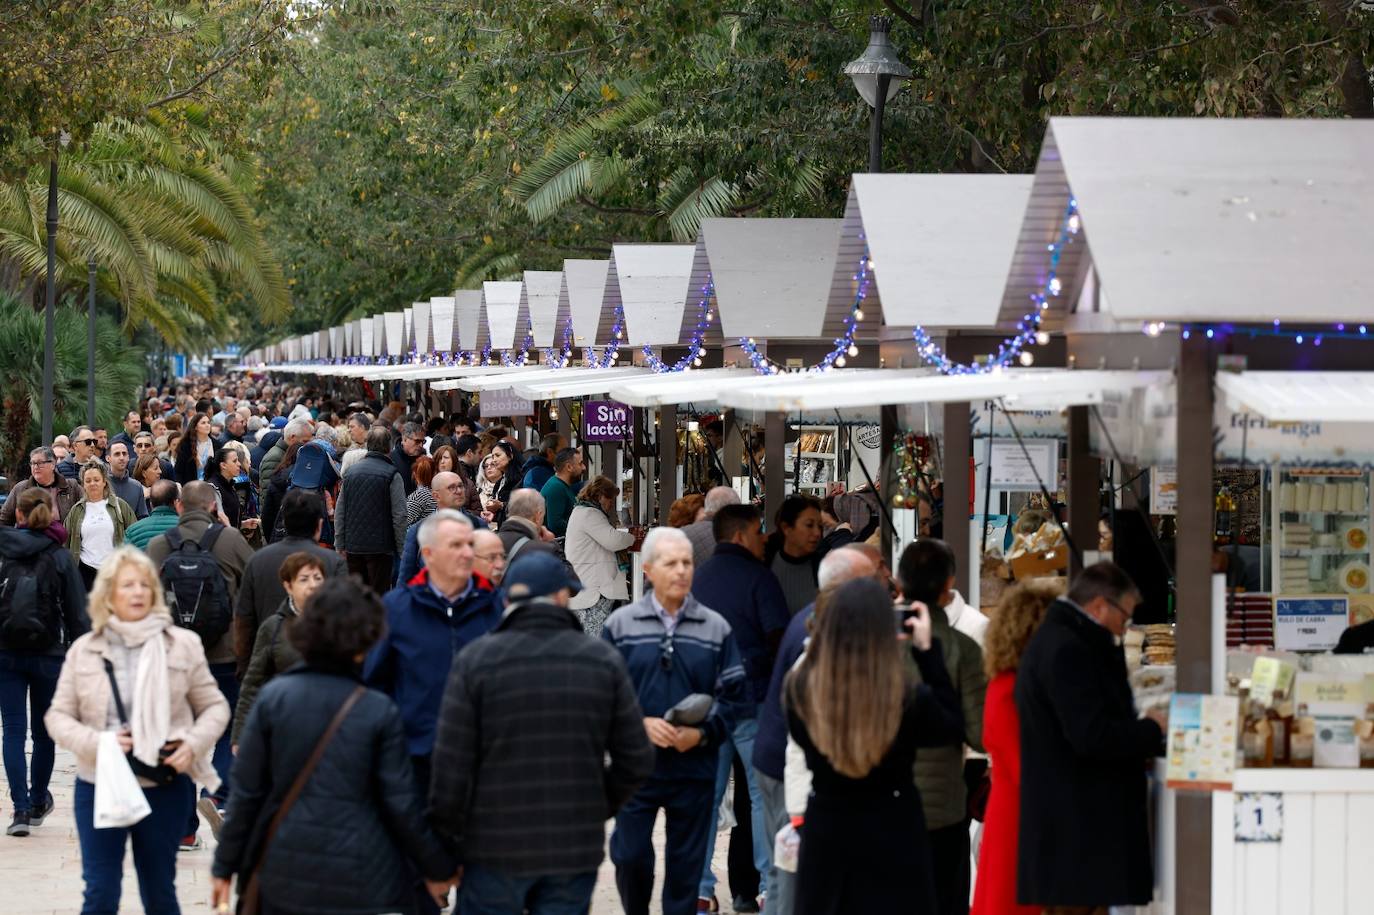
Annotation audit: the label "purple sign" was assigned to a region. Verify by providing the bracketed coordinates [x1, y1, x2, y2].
[583, 400, 632, 442]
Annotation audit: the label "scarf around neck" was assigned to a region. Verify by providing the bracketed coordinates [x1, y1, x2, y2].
[104, 614, 172, 767]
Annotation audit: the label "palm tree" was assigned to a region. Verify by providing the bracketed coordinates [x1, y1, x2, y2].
[0, 109, 288, 346]
[0, 292, 145, 477]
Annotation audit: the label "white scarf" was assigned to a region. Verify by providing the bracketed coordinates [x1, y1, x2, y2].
[104, 614, 171, 768]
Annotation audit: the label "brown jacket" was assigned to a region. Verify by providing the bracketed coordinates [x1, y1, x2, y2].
[0, 475, 82, 527]
[45, 623, 230, 786]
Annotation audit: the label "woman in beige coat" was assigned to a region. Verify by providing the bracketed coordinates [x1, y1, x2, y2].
[565, 476, 635, 637]
[46, 546, 230, 913]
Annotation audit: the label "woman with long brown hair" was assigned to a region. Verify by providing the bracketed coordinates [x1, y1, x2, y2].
[970, 580, 1060, 915]
[783, 577, 962, 914]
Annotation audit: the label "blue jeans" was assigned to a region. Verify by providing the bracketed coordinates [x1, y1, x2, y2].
[699, 715, 770, 900]
[456, 863, 597, 915]
[0, 651, 61, 813]
[187, 661, 237, 835]
[74, 775, 195, 914]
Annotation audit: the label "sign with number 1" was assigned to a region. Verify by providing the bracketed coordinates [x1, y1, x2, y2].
[1234, 792, 1283, 842]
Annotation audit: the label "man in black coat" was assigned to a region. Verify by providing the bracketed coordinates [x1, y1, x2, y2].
[429, 552, 654, 911]
[1014, 561, 1168, 910]
[391, 420, 426, 496]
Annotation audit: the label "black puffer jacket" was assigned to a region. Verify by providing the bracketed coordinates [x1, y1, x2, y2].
[213, 666, 455, 913]
[0, 526, 89, 655]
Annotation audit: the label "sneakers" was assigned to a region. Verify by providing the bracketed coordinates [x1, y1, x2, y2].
[178, 834, 203, 852]
[732, 895, 760, 913]
[29, 792, 54, 827]
[6, 812, 30, 837]
[197, 797, 225, 840]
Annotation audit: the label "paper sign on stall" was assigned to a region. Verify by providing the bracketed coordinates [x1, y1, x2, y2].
[1165, 693, 1239, 791]
[1274, 596, 1349, 652]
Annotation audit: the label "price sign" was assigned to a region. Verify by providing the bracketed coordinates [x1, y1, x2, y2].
[1274, 597, 1349, 651]
[1234, 792, 1283, 843]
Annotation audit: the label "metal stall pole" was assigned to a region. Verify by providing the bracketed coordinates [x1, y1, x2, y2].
[880, 404, 898, 562]
[942, 402, 972, 597]
[764, 412, 786, 525]
[659, 404, 678, 523]
[1067, 405, 1101, 577]
[1175, 332, 1215, 914]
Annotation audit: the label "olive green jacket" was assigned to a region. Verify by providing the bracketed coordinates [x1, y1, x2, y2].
[64, 497, 137, 565]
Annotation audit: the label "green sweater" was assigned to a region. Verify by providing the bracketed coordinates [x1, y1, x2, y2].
[540, 475, 577, 537]
[124, 505, 181, 550]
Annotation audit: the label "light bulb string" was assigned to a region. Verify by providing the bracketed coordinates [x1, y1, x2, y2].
[501, 331, 535, 367]
[740, 251, 871, 376]
[644, 277, 716, 373]
[542, 318, 576, 368]
[586, 304, 626, 368]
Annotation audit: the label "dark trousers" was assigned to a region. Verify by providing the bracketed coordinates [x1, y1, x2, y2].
[611, 778, 714, 915]
[348, 552, 395, 595]
[75, 775, 195, 914]
[929, 819, 971, 915]
[457, 863, 597, 915]
[187, 661, 238, 835]
[410, 754, 440, 915]
[727, 751, 759, 902]
[0, 651, 61, 813]
[80, 562, 100, 591]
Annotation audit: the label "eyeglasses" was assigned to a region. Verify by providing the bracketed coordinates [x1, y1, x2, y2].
[1104, 598, 1135, 621]
[29, 460, 53, 468]
[658, 633, 675, 671]
[134, 441, 152, 450]
[77, 439, 96, 447]
[474, 551, 504, 563]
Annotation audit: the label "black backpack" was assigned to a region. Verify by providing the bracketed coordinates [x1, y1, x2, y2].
[159, 525, 233, 647]
[0, 546, 64, 651]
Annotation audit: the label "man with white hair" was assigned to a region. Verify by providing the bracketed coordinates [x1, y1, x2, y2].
[750, 544, 876, 915]
[681, 485, 740, 567]
[259, 416, 312, 482]
[364, 507, 502, 887]
[602, 528, 747, 915]
[495, 487, 556, 564]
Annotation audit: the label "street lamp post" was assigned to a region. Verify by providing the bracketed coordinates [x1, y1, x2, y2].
[843, 16, 912, 174]
[87, 256, 97, 427]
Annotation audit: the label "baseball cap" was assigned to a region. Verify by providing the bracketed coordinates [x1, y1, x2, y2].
[269, 416, 288, 429]
[502, 552, 581, 603]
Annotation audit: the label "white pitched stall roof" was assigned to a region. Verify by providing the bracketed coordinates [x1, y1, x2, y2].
[1217, 371, 1374, 424]
[429, 365, 558, 391]
[329, 326, 344, 359]
[343, 321, 355, 357]
[676, 235, 722, 347]
[482, 281, 524, 351]
[562, 259, 610, 349]
[702, 219, 848, 340]
[611, 244, 695, 346]
[846, 174, 1034, 332]
[607, 367, 788, 408]
[1006, 117, 1374, 326]
[403, 306, 415, 356]
[718, 368, 1169, 413]
[431, 297, 456, 354]
[455, 290, 484, 351]
[383, 312, 405, 358]
[511, 366, 652, 400]
[360, 318, 377, 358]
[412, 301, 432, 356]
[523, 271, 564, 347]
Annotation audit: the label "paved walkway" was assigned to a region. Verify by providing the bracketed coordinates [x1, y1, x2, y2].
[1, 749, 737, 914]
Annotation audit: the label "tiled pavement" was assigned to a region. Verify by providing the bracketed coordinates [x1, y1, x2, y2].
[0, 749, 735, 914]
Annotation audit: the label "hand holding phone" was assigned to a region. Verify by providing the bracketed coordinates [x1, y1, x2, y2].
[902, 600, 934, 651]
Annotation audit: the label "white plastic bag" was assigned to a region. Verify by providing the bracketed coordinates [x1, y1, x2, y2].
[94, 730, 151, 829]
[773, 822, 801, 874]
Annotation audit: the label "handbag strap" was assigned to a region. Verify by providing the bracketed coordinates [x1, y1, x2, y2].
[102, 658, 130, 727]
[241, 685, 365, 911]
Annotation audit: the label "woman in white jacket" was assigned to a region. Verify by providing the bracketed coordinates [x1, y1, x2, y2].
[565, 475, 634, 636]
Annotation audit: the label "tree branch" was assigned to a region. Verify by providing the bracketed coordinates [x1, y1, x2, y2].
[882, 0, 924, 31]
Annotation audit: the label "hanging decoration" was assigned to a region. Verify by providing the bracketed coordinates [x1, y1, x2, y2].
[1174, 320, 1371, 346]
[585, 304, 626, 368]
[643, 277, 716, 373]
[739, 254, 869, 376]
[890, 433, 934, 509]
[501, 332, 535, 367]
[542, 318, 576, 368]
[910, 197, 1079, 375]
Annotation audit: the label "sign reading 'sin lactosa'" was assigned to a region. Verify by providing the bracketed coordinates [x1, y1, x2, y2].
[583, 400, 631, 442]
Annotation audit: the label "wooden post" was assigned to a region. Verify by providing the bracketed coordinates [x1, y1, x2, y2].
[556, 398, 572, 444]
[1067, 405, 1101, 577]
[880, 404, 897, 561]
[659, 404, 677, 522]
[1175, 331, 1214, 914]
[765, 412, 785, 527]
[722, 408, 743, 489]
[942, 402, 972, 596]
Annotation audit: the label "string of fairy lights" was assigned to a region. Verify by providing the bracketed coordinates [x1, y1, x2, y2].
[643, 277, 715, 373]
[583, 304, 626, 369]
[542, 318, 576, 368]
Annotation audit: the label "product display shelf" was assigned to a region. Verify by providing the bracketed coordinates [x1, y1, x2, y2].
[785, 424, 840, 495]
[1269, 467, 1373, 598]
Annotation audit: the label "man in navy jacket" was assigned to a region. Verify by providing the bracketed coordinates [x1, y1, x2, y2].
[602, 527, 746, 915]
[688, 504, 791, 910]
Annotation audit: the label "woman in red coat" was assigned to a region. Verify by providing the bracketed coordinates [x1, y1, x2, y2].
[971, 580, 1060, 915]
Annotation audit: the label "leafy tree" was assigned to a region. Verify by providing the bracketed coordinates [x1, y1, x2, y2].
[0, 292, 145, 477]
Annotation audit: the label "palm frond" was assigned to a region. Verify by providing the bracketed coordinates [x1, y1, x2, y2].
[658, 170, 739, 242]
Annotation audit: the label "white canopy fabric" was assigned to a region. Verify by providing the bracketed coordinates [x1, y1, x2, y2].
[1006, 117, 1374, 326]
[344, 321, 355, 356]
[523, 271, 564, 347]
[607, 368, 780, 408]
[718, 368, 1170, 413]
[510, 366, 651, 401]
[455, 290, 484, 350]
[1216, 371, 1374, 424]
[360, 318, 376, 357]
[701, 218, 843, 340]
[848, 174, 1033, 330]
[562, 259, 610, 348]
[430, 365, 551, 391]
[384, 312, 405, 357]
[482, 281, 523, 350]
[612, 244, 695, 346]
[412, 301, 432, 355]
[431, 297, 456, 353]
[329, 327, 344, 358]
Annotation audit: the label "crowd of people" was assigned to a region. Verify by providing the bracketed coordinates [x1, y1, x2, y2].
[0, 375, 1169, 915]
